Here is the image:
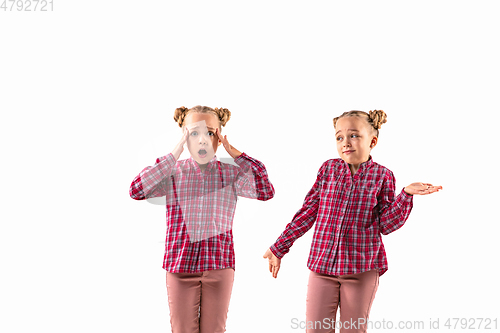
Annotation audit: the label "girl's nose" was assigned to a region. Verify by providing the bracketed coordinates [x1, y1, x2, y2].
[199, 134, 208, 145]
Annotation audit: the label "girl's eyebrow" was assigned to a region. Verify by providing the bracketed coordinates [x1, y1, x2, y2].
[336, 129, 359, 135]
[189, 126, 216, 132]
[188, 126, 215, 131]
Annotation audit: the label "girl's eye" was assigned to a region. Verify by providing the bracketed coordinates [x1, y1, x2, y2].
[336, 136, 343, 142]
[351, 134, 358, 138]
[208, 131, 214, 137]
[190, 131, 198, 136]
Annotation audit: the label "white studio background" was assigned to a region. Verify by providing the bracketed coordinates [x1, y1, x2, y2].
[1, 1, 499, 332]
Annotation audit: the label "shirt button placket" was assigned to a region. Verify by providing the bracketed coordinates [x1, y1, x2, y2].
[199, 182, 205, 212]
[336, 183, 350, 236]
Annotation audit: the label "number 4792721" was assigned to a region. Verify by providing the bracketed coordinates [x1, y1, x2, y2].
[444, 318, 498, 330]
[1, 0, 54, 11]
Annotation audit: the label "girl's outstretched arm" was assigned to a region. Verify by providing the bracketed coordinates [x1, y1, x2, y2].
[263, 161, 328, 277]
[378, 171, 442, 235]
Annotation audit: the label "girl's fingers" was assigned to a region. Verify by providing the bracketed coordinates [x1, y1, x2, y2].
[263, 249, 280, 277]
[419, 185, 442, 195]
[216, 129, 227, 147]
[422, 183, 442, 190]
[429, 186, 442, 193]
[216, 129, 230, 147]
[406, 182, 442, 195]
[182, 127, 189, 143]
[216, 128, 223, 141]
[216, 129, 227, 146]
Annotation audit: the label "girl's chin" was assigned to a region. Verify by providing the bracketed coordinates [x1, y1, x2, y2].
[341, 155, 358, 162]
[192, 154, 214, 165]
[341, 157, 369, 165]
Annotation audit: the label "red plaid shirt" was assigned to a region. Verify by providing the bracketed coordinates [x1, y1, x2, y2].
[270, 156, 413, 276]
[130, 152, 274, 273]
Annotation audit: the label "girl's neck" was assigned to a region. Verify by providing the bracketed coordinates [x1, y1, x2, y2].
[349, 164, 360, 175]
[198, 162, 208, 172]
[348, 156, 371, 175]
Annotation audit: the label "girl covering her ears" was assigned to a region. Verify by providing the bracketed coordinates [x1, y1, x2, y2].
[263, 110, 442, 333]
[130, 105, 274, 333]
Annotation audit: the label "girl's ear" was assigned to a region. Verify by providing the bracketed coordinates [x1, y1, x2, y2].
[370, 136, 378, 148]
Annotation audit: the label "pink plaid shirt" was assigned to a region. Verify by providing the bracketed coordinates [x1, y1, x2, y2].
[130, 152, 274, 273]
[270, 156, 413, 276]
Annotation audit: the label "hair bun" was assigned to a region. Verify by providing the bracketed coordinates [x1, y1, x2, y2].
[173, 106, 190, 128]
[214, 107, 231, 127]
[173, 105, 232, 128]
[368, 110, 387, 130]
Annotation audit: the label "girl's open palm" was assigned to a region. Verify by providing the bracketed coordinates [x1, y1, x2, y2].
[263, 248, 281, 278]
[216, 128, 241, 159]
[404, 182, 443, 195]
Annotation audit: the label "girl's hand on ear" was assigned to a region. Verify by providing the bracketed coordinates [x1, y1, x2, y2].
[171, 127, 189, 160]
[404, 183, 443, 195]
[263, 248, 281, 279]
[216, 128, 242, 159]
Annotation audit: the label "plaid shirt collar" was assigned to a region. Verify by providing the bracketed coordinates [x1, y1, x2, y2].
[339, 155, 374, 176]
[359, 155, 374, 172]
[188, 155, 219, 173]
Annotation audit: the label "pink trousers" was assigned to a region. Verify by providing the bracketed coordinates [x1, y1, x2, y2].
[306, 269, 379, 333]
[166, 268, 234, 333]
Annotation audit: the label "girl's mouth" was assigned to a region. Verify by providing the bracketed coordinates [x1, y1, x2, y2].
[198, 149, 207, 158]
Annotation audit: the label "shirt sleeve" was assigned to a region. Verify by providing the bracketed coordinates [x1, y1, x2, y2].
[232, 152, 275, 201]
[129, 153, 177, 200]
[378, 170, 414, 235]
[269, 162, 327, 259]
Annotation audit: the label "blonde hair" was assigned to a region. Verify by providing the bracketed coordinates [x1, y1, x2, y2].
[173, 105, 231, 128]
[333, 110, 387, 137]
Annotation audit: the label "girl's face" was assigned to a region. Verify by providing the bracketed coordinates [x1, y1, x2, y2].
[184, 112, 221, 166]
[335, 116, 377, 167]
